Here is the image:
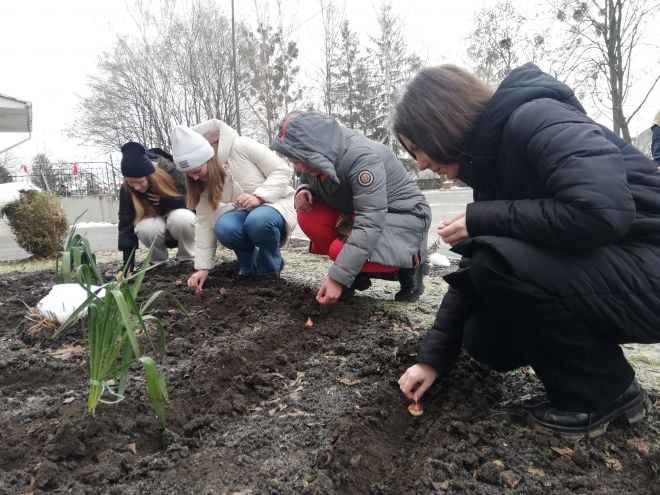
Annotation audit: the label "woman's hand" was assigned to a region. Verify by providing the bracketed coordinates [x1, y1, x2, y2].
[316, 277, 343, 305]
[146, 192, 161, 205]
[398, 363, 438, 401]
[439, 211, 468, 246]
[235, 193, 264, 209]
[187, 269, 209, 294]
[294, 189, 314, 212]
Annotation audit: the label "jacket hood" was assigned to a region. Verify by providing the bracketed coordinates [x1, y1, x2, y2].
[271, 111, 344, 182]
[154, 156, 186, 192]
[192, 119, 239, 165]
[459, 63, 585, 188]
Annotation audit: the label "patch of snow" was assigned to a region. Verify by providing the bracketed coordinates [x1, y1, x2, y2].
[73, 221, 117, 228]
[429, 252, 451, 267]
[37, 283, 106, 324]
[0, 182, 41, 210]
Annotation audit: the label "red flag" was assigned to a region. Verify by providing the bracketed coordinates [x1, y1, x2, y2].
[20, 164, 29, 174]
[72, 163, 79, 176]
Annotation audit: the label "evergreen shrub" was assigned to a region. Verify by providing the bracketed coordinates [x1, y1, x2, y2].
[1, 190, 68, 258]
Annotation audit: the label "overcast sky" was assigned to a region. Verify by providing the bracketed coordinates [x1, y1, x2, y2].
[1, 0, 658, 168]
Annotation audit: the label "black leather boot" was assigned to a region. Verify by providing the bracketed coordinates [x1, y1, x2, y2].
[339, 273, 372, 301]
[528, 379, 651, 439]
[395, 262, 429, 302]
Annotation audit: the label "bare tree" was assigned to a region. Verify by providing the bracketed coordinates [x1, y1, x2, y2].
[69, 1, 253, 151]
[466, 0, 550, 85]
[242, 6, 302, 141]
[317, 0, 345, 116]
[555, 0, 660, 141]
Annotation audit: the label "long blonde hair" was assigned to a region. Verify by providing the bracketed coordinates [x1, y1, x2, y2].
[185, 153, 227, 210]
[130, 163, 182, 224]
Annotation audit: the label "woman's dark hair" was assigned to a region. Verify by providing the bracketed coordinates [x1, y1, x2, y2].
[394, 65, 493, 164]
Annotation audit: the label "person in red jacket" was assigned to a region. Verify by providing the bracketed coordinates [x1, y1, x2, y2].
[395, 63, 658, 438]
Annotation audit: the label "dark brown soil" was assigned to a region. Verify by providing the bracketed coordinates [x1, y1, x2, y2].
[0, 246, 658, 494]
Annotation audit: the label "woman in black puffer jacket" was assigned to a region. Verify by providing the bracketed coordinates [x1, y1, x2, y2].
[395, 63, 658, 439]
[117, 142, 195, 270]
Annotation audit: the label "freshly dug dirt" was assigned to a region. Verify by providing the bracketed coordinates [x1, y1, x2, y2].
[0, 243, 658, 494]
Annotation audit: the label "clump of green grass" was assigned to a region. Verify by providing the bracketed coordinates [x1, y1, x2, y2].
[56, 213, 104, 286]
[56, 248, 185, 426]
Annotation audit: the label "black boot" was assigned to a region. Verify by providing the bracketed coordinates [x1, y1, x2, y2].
[528, 379, 651, 439]
[368, 271, 399, 282]
[339, 273, 372, 301]
[395, 262, 428, 302]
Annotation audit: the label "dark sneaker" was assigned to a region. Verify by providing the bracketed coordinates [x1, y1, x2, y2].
[395, 262, 429, 302]
[528, 379, 652, 439]
[352, 274, 372, 291]
[339, 274, 372, 301]
[255, 259, 285, 280]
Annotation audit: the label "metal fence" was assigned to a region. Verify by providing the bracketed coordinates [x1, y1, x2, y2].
[8, 161, 456, 197]
[10, 161, 123, 198]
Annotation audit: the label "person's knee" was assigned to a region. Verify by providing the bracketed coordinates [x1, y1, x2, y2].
[167, 209, 195, 236]
[296, 209, 315, 231]
[214, 216, 242, 245]
[469, 248, 511, 299]
[463, 313, 492, 365]
[245, 208, 282, 244]
[297, 202, 338, 239]
[135, 217, 166, 243]
[463, 312, 523, 372]
[167, 209, 195, 228]
[327, 239, 344, 260]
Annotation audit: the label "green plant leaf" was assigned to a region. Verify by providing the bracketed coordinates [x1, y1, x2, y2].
[117, 340, 132, 397]
[139, 356, 167, 427]
[61, 250, 72, 283]
[109, 289, 141, 358]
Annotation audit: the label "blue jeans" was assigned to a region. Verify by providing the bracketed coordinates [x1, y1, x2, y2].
[214, 206, 285, 277]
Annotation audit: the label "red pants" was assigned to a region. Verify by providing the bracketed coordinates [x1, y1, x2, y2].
[297, 201, 398, 274]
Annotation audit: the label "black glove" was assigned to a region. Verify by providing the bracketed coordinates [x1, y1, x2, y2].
[122, 248, 135, 275]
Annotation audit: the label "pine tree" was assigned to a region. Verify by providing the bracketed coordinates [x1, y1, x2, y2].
[31, 153, 59, 192]
[0, 164, 12, 184]
[332, 20, 375, 132]
[366, 6, 421, 152]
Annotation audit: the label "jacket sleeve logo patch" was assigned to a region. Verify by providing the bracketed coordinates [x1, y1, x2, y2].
[357, 170, 374, 186]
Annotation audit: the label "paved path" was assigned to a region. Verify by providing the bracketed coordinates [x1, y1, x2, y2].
[0, 188, 474, 262]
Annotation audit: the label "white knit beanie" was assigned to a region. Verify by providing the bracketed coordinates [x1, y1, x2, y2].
[170, 123, 214, 172]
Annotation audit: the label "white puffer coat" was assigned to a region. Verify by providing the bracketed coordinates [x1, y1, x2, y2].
[192, 119, 296, 270]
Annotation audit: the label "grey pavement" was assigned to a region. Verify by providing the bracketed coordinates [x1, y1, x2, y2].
[0, 188, 473, 262]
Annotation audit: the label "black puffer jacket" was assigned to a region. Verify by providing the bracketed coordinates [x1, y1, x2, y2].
[418, 63, 660, 373]
[117, 156, 188, 253]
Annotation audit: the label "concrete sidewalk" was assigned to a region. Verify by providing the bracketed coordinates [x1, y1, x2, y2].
[0, 188, 474, 262]
[0, 220, 119, 262]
